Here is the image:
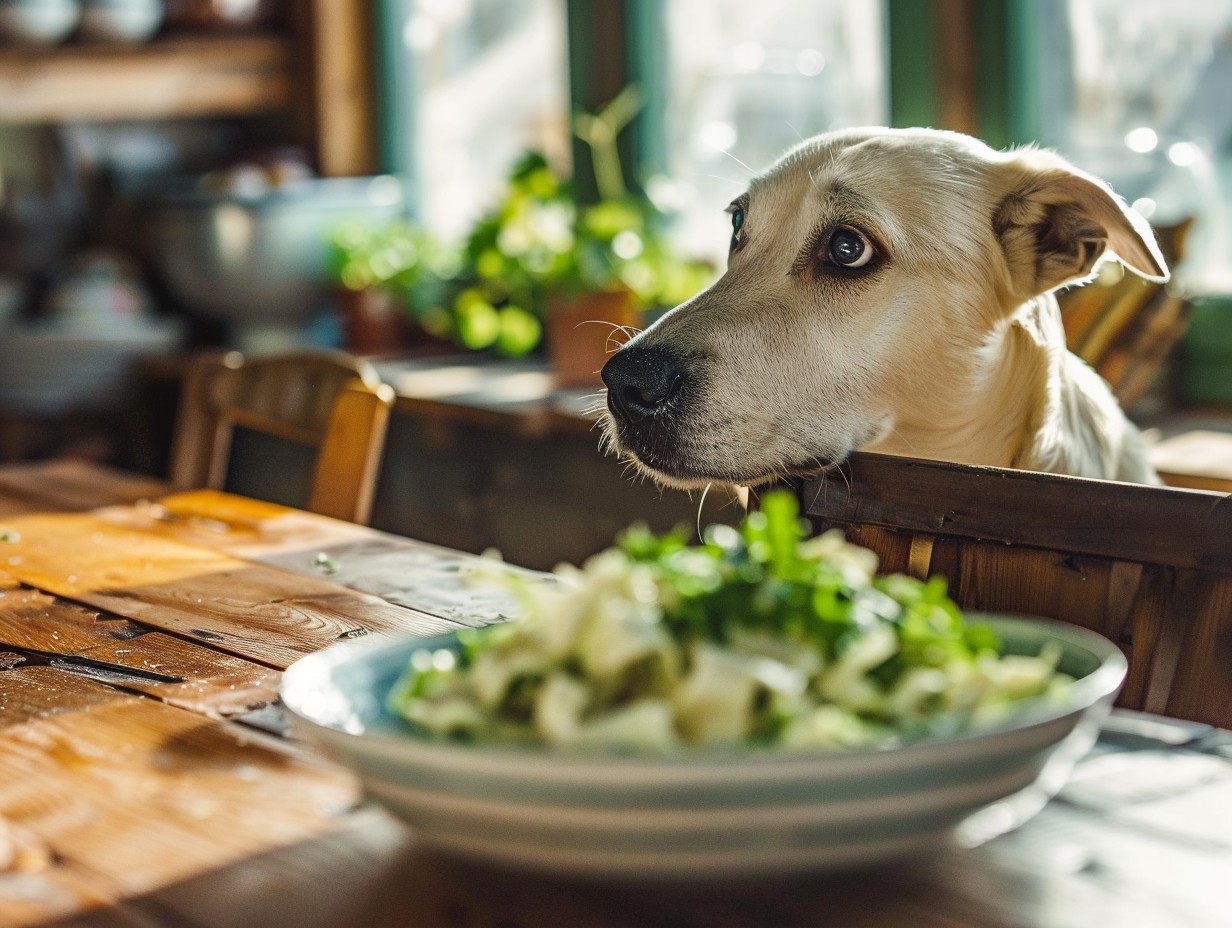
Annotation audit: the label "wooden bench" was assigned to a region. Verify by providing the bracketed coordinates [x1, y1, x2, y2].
[791, 453, 1232, 728]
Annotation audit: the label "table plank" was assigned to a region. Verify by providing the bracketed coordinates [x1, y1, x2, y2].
[0, 670, 357, 927]
[0, 587, 279, 717]
[115, 491, 376, 562]
[0, 512, 464, 669]
[45, 751, 1232, 928]
[87, 491, 542, 627]
[0, 459, 166, 515]
[0, 664, 133, 728]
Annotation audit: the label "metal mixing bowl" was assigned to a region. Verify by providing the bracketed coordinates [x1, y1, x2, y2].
[145, 175, 408, 327]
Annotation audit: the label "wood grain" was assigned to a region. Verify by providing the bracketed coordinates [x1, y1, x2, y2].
[1169, 575, 1232, 723]
[799, 454, 1232, 727]
[803, 453, 1232, 573]
[37, 759, 1232, 928]
[0, 460, 1229, 928]
[0, 513, 463, 669]
[0, 36, 292, 123]
[0, 587, 279, 717]
[1116, 564, 1171, 712]
[0, 670, 357, 926]
[169, 352, 391, 524]
[0, 458, 166, 516]
[0, 665, 132, 728]
[98, 490, 532, 627]
[309, 380, 395, 524]
[99, 489, 371, 561]
[298, 0, 378, 177]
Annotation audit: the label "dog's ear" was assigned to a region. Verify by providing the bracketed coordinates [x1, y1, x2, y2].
[993, 151, 1168, 301]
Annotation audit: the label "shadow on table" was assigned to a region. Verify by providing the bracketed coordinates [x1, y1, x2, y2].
[44, 803, 1117, 928]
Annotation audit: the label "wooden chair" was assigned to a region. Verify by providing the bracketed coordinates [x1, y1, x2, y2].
[1059, 218, 1194, 410]
[787, 452, 1232, 728]
[169, 350, 395, 524]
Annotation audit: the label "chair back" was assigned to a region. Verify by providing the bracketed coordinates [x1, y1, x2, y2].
[1059, 218, 1193, 410]
[790, 452, 1232, 728]
[169, 350, 395, 524]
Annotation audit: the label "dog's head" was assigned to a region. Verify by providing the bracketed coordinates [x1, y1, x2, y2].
[600, 127, 1168, 488]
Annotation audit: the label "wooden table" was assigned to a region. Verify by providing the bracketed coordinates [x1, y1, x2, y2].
[0, 460, 1228, 928]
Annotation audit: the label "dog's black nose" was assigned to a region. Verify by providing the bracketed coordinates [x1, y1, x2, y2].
[602, 345, 687, 424]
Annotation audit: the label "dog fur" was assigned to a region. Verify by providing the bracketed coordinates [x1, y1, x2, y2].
[600, 127, 1168, 489]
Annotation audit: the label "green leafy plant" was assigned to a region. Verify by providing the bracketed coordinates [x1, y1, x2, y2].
[329, 88, 715, 358]
[429, 87, 715, 356]
[328, 218, 461, 330]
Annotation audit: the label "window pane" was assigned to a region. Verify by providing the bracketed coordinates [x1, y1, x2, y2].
[660, 0, 889, 261]
[403, 0, 570, 240]
[1025, 0, 1232, 294]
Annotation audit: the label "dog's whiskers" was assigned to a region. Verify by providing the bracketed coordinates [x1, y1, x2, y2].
[692, 171, 751, 187]
[609, 324, 642, 346]
[696, 483, 712, 540]
[837, 463, 852, 495]
[884, 426, 923, 457]
[715, 148, 755, 178]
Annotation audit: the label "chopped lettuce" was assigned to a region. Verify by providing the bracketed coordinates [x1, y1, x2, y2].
[389, 491, 1067, 751]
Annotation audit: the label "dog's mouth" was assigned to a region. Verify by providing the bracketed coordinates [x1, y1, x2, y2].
[599, 341, 859, 488]
[601, 407, 843, 489]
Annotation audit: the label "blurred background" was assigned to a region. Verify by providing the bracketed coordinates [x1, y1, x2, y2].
[0, 0, 1229, 528]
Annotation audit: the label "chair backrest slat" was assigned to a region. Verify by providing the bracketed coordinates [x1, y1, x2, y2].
[309, 379, 395, 524]
[793, 452, 1232, 728]
[170, 350, 393, 525]
[801, 453, 1232, 572]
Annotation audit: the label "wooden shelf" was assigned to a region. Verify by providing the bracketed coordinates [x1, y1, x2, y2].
[0, 35, 293, 123]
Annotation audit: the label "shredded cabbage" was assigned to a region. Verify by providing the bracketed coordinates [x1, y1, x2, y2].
[388, 491, 1069, 751]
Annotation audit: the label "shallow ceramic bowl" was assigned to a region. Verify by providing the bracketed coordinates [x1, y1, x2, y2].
[79, 0, 164, 43]
[0, 0, 82, 45]
[281, 615, 1126, 879]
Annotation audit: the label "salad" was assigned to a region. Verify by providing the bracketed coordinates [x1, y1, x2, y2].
[389, 492, 1069, 752]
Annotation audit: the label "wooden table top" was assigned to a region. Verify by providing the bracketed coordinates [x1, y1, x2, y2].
[373, 354, 603, 437]
[0, 459, 1228, 928]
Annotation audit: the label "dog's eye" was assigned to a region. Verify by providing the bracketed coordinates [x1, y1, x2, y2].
[828, 227, 874, 269]
[729, 206, 746, 251]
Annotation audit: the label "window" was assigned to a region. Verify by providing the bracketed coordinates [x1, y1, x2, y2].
[392, 0, 570, 240]
[1019, 0, 1232, 295]
[657, 0, 889, 260]
[382, 0, 888, 261]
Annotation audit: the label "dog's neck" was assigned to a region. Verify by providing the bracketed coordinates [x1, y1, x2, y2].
[861, 296, 1057, 469]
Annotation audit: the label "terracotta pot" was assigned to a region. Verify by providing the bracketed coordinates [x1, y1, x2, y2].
[545, 289, 641, 388]
[339, 287, 408, 356]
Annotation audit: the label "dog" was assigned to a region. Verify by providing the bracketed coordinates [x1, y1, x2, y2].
[601, 127, 1167, 489]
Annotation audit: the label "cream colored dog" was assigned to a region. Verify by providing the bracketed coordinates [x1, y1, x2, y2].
[601, 127, 1167, 488]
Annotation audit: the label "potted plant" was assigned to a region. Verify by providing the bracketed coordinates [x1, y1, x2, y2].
[429, 88, 714, 384]
[328, 218, 459, 355]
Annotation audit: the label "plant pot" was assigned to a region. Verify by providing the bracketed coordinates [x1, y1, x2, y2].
[339, 287, 409, 356]
[545, 289, 640, 388]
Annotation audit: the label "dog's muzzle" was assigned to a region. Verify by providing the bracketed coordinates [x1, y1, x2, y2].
[602, 344, 688, 425]
[601, 344, 704, 478]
